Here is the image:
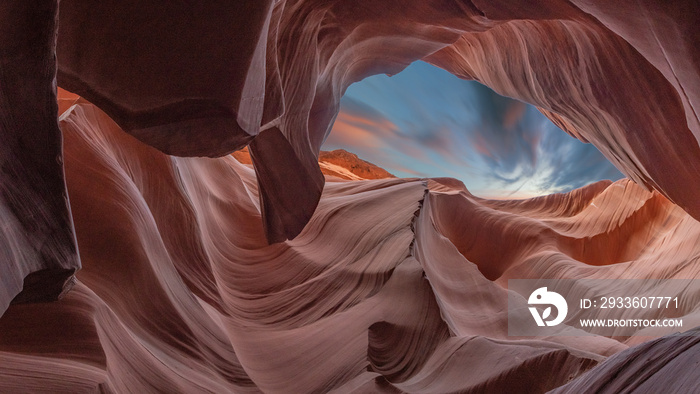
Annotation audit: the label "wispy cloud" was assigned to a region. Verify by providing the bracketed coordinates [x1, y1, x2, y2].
[323, 61, 623, 196]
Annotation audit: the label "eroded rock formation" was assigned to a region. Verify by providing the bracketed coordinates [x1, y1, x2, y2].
[1, 0, 698, 307]
[0, 1, 79, 315]
[1, 0, 700, 392]
[51, 1, 700, 244]
[234, 147, 396, 180]
[2, 101, 699, 391]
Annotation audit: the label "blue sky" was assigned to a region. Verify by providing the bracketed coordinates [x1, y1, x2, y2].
[322, 61, 623, 198]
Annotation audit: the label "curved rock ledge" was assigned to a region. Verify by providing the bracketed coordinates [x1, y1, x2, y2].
[1, 1, 700, 391]
[0, 102, 699, 391]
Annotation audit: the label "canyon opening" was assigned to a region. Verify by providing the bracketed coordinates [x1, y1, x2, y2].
[2, 1, 700, 393]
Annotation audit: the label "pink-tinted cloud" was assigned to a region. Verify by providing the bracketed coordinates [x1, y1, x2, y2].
[323, 61, 624, 197]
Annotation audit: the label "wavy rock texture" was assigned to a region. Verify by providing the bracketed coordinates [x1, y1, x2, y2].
[51, 1, 700, 244]
[3, 0, 699, 307]
[552, 327, 700, 393]
[2, 102, 700, 392]
[1, 0, 700, 392]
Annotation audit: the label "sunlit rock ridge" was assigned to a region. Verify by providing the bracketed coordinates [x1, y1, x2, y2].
[1, 0, 700, 392]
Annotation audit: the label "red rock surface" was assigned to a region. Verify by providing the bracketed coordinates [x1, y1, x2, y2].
[234, 147, 395, 180]
[318, 150, 396, 180]
[1, 101, 699, 392]
[46, 0, 700, 245]
[0, 2, 79, 315]
[1, 1, 700, 392]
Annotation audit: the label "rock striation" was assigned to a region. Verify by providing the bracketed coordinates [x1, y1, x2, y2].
[51, 1, 700, 244]
[1, 0, 699, 308]
[1, 0, 700, 392]
[0, 102, 699, 392]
